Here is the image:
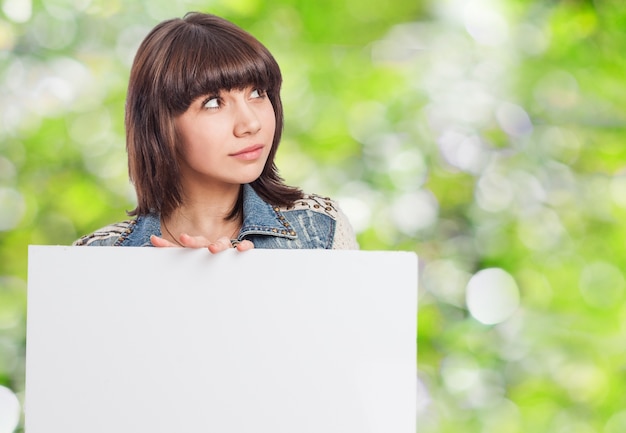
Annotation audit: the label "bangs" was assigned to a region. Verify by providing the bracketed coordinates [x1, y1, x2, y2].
[162, 22, 281, 113]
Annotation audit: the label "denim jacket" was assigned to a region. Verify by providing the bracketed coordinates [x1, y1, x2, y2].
[73, 184, 359, 249]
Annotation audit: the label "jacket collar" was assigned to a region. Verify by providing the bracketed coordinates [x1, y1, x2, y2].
[240, 184, 297, 240]
[120, 184, 297, 246]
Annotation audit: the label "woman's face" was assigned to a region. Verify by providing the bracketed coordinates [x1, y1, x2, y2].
[174, 86, 276, 190]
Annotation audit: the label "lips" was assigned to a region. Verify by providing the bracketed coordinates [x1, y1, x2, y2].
[230, 145, 265, 160]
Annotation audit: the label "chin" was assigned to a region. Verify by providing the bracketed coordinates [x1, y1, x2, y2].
[237, 169, 265, 185]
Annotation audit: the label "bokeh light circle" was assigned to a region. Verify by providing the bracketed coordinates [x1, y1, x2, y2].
[466, 268, 520, 325]
[0, 385, 20, 433]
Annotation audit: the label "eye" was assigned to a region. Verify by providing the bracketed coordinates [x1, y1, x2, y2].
[250, 88, 266, 99]
[203, 96, 221, 109]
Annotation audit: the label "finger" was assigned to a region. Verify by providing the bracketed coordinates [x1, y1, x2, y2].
[178, 233, 211, 249]
[150, 235, 179, 248]
[235, 240, 255, 252]
[207, 236, 233, 254]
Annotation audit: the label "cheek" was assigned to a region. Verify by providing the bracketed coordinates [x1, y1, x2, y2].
[176, 129, 215, 167]
[177, 119, 220, 153]
[263, 106, 277, 135]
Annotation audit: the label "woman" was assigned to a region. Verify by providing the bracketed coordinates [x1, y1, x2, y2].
[74, 12, 358, 252]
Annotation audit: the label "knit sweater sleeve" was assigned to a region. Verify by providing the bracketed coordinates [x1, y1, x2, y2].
[72, 220, 133, 246]
[331, 204, 359, 250]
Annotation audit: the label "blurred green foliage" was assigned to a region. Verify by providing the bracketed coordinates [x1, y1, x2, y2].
[1, 0, 626, 432]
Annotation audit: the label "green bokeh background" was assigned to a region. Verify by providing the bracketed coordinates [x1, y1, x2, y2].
[1, 0, 626, 431]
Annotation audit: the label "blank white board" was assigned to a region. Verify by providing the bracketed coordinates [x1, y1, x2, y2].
[26, 246, 417, 433]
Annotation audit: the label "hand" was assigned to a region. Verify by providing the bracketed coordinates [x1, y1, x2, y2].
[150, 234, 254, 253]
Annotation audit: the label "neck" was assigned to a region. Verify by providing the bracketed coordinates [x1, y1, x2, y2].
[162, 183, 243, 242]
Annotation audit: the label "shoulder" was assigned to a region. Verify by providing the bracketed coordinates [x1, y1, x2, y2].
[280, 193, 360, 250]
[72, 220, 136, 246]
[282, 193, 342, 219]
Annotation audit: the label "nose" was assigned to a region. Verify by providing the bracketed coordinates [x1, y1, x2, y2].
[233, 101, 262, 137]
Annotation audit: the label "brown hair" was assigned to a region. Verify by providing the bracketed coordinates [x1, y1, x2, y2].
[126, 12, 302, 219]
